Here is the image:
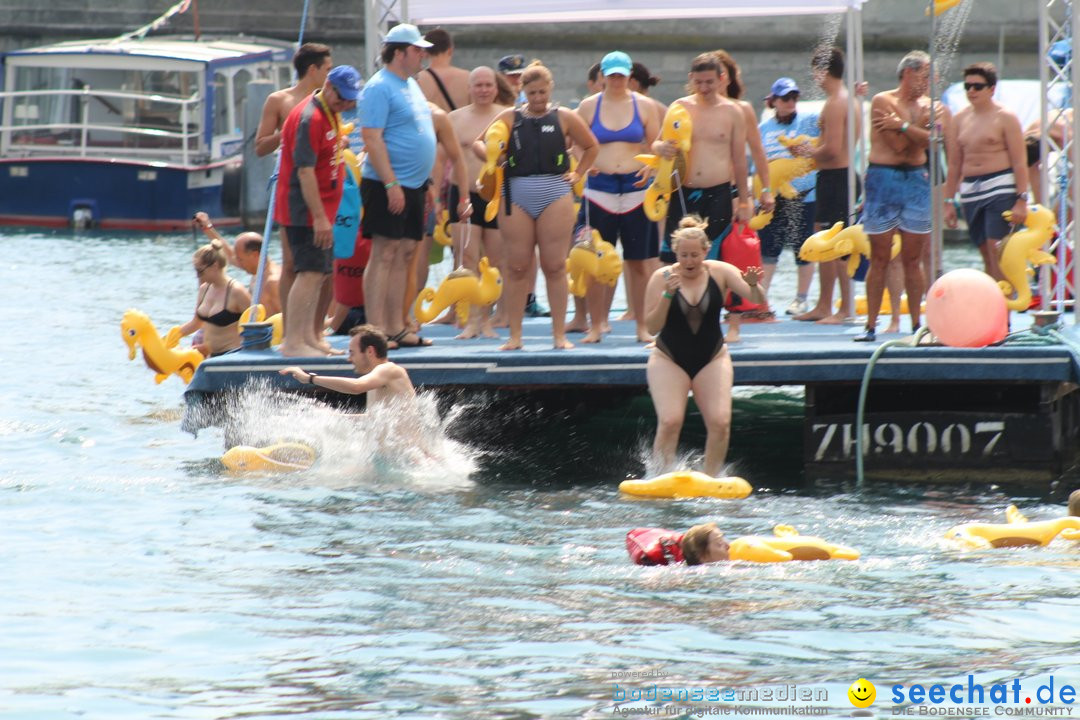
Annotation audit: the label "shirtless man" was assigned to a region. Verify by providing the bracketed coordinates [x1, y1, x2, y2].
[416, 29, 470, 112]
[654, 52, 751, 260]
[448, 66, 508, 338]
[253, 43, 333, 346]
[279, 324, 414, 407]
[857, 51, 941, 342]
[944, 62, 1029, 279]
[194, 211, 282, 316]
[793, 47, 860, 325]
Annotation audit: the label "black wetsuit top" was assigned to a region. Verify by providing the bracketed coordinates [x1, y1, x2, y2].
[196, 280, 243, 327]
[655, 274, 725, 379]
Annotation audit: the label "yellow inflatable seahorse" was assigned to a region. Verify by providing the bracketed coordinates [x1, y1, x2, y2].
[998, 203, 1056, 311]
[433, 209, 452, 247]
[222, 442, 317, 473]
[414, 257, 503, 324]
[798, 223, 901, 278]
[634, 103, 693, 222]
[121, 309, 204, 384]
[477, 120, 510, 223]
[728, 525, 861, 562]
[619, 470, 752, 499]
[945, 505, 1080, 549]
[566, 229, 623, 298]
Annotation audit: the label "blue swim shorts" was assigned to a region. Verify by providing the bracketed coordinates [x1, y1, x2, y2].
[862, 163, 932, 235]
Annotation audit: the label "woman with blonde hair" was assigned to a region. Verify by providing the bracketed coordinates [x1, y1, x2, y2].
[482, 61, 599, 350]
[643, 216, 764, 476]
[177, 239, 252, 357]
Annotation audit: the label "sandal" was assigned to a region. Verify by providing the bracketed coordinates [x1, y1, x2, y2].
[388, 329, 433, 349]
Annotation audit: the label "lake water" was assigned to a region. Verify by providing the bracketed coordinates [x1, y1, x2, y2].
[1, 228, 1078, 720]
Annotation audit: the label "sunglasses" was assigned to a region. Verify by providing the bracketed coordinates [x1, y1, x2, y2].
[964, 82, 989, 91]
[778, 92, 799, 102]
[195, 264, 212, 275]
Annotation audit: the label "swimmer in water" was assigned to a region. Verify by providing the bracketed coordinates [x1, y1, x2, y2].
[279, 324, 414, 407]
[680, 523, 731, 564]
[1069, 489, 1080, 517]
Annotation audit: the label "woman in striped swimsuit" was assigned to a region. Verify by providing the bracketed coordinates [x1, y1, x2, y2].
[484, 62, 598, 350]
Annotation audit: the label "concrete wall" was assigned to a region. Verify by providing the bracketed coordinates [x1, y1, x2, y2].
[0, 0, 1051, 106]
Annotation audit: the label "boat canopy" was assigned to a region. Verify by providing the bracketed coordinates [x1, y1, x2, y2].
[406, 0, 868, 23]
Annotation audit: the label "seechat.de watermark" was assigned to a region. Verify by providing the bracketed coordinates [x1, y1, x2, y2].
[888, 675, 1076, 716]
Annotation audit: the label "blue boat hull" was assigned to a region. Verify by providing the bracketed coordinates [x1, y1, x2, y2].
[0, 158, 240, 230]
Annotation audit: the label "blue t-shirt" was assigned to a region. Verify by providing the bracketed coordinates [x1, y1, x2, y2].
[359, 69, 437, 189]
[758, 111, 821, 202]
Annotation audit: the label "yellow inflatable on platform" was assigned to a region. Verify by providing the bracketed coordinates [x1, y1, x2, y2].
[799, 223, 901, 278]
[414, 257, 503, 324]
[222, 442, 317, 473]
[239, 304, 283, 346]
[121, 309, 204, 384]
[851, 291, 920, 316]
[477, 120, 510, 222]
[998, 204, 1056, 312]
[728, 525, 861, 562]
[619, 471, 752, 499]
[752, 134, 817, 201]
[635, 103, 692, 222]
[433, 209, 452, 247]
[945, 505, 1080, 549]
[566, 229, 623, 297]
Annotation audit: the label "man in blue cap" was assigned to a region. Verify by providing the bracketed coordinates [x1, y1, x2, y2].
[275, 64, 360, 357]
[360, 23, 440, 348]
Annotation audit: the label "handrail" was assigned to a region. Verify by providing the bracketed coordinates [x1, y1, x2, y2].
[0, 121, 200, 140]
[0, 88, 199, 106]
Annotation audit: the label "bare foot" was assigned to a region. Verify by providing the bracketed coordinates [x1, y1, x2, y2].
[644, 340, 656, 349]
[726, 334, 741, 344]
[794, 307, 831, 322]
[565, 318, 588, 333]
[280, 342, 328, 357]
[553, 337, 575, 350]
[617, 309, 635, 322]
[816, 313, 851, 325]
[500, 338, 523, 351]
[434, 309, 456, 325]
[636, 330, 654, 343]
[601, 322, 612, 333]
[480, 322, 499, 339]
[582, 330, 603, 344]
[456, 328, 479, 340]
[885, 320, 900, 333]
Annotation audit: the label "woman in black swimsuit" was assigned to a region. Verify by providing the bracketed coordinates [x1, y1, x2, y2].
[178, 239, 252, 357]
[643, 216, 765, 477]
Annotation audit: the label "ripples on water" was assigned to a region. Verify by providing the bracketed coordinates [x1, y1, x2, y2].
[1, 230, 1078, 719]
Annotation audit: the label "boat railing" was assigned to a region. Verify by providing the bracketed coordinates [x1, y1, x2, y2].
[0, 87, 204, 165]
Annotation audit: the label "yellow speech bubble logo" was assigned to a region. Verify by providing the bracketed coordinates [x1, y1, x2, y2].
[848, 678, 876, 708]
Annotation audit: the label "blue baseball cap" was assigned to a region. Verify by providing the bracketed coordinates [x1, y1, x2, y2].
[498, 54, 526, 75]
[768, 77, 800, 98]
[601, 51, 633, 77]
[383, 23, 433, 48]
[328, 65, 362, 101]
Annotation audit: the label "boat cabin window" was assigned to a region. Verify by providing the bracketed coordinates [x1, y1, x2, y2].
[5, 65, 200, 155]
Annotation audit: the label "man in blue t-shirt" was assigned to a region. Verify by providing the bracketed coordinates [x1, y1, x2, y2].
[756, 77, 821, 316]
[360, 23, 439, 348]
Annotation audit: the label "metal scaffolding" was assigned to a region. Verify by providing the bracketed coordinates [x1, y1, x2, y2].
[364, 0, 406, 77]
[1039, 0, 1080, 320]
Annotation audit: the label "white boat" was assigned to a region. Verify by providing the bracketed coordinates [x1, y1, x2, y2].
[0, 35, 293, 230]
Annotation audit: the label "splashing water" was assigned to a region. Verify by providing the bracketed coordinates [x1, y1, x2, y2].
[805, 14, 844, 102]
[933, 0, 975, 85]
[222, 379, 478, 490]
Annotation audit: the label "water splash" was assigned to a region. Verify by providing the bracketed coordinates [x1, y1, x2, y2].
[805, 14, 844, 102]
[222, 379, 477, 490]
[932, 0, 975, 85]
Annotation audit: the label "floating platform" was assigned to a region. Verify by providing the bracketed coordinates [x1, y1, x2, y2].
[181, 314, 1080, 484]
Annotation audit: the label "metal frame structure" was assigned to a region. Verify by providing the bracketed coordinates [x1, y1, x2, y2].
[1039, 0, 1080, 320]
[364, 0, 406, 77]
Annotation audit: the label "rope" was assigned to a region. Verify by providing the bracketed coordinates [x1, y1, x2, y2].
[243, 0, 313, 349]
[854, 326, 931, 488]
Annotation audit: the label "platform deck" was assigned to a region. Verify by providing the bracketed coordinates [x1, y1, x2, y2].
[184, 314, 1080, 396]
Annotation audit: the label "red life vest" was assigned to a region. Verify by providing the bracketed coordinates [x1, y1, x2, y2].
[626, 528, 685, 566]
[333, 232, 372, 308]
[720, 222, 766, 312]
